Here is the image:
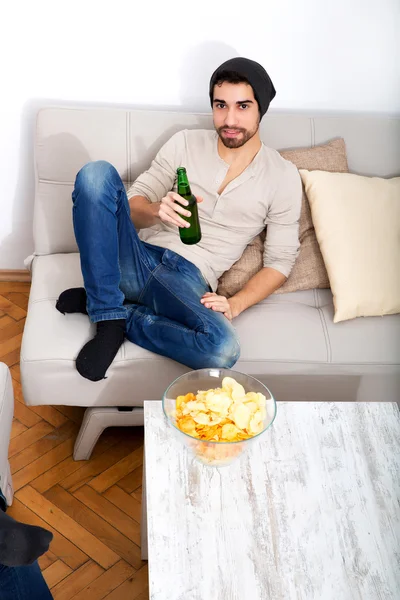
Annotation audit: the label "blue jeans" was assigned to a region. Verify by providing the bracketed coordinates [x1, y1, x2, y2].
[0, 562, 53, 600]
[72, 161, 240, 369]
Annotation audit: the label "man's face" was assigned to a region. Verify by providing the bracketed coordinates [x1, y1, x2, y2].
[212, 81, 260, 149]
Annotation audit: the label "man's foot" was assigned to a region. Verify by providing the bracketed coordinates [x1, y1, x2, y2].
[56, 287, 88, 315]
[76, 319, 126, 382]
[0, 508, 53, 567]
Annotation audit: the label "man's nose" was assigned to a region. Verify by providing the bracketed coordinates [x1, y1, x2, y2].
[224, 107, 239, 127]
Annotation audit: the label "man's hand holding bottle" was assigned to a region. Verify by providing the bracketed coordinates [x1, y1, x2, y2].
[158, 191, 203, 229]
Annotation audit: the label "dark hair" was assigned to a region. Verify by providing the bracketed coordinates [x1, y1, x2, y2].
[212, 69, 251, 94]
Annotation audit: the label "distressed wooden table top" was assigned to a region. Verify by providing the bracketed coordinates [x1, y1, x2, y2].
[144, 401, 400, 600]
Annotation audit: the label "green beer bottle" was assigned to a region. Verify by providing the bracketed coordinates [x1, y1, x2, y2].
[176, 167, 202, 245]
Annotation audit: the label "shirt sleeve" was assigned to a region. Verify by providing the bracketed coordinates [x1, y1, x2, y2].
[263, 160, 302, 277]
[126, 130, 184, 203]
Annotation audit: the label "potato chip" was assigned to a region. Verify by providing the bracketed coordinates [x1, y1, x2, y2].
[201, 425, 219, 440]
[176, 395, 186, 410]
[243, 401, 258, 416]
[222, 377, 245, 401]
[179, 416, 197, 434]
[182, 400, 206, 416]
[193, 412, 211, 425]
[221, 423, 240, 441]
[257, 393, 267, 406]
[249, 411, 263, 434]
[244, 392, 258, 402]
[205, 391, 232, 415]
[236, 432, 252, 440]
[232, 402, 251, 430]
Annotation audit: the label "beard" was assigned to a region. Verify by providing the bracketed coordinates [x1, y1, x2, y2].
[217, 122, 260, 149]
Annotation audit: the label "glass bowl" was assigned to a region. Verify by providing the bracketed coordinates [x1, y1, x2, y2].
[162, 368, 277, 467]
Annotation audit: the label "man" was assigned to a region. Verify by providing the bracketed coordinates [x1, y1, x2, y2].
[56, 57, 302, 382]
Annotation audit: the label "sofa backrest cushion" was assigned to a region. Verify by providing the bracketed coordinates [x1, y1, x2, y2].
[34, 108, 400, 255]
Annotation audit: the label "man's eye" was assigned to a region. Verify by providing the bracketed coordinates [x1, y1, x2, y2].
[216, 103, 225, 109]
[240, 104, 248, 109]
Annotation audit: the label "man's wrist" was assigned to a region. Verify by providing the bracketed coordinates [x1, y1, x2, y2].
[129, 196, 161, 228]
[228, 295, 244, 318]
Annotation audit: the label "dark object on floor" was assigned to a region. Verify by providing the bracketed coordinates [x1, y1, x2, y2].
[0, 507, 53, 567]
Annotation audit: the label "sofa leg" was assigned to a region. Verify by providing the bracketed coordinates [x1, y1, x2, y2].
[73, 406, 145, 461]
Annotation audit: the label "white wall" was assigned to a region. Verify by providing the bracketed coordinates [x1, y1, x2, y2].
[1, 0, 399, 269]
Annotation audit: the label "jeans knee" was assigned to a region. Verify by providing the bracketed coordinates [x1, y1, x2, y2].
[210, 334, 241, 369]
[74, 160, 119, 199]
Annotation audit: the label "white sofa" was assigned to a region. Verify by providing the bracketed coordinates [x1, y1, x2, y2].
[0, 363, 14, 508]
[20, 107, 400, 459]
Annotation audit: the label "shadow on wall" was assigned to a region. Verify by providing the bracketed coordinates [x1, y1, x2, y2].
[0, 41, 238, 269]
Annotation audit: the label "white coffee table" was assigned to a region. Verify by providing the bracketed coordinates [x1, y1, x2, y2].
[141, 401, 400, 600]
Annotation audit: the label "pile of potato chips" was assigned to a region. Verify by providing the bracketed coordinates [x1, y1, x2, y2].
[174, 377, 267, 443]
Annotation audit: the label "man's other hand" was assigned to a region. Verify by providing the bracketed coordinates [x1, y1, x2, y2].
[200, 292, 238, 321]
[159, 192, 203, 228]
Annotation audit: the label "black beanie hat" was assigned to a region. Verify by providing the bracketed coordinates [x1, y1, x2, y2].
[209, 57, 276, 119]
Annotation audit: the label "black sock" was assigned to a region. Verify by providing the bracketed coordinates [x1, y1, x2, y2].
[76, 319, 126, 382]
[56, 287, 88, 315]
[0, 507, 53, 567]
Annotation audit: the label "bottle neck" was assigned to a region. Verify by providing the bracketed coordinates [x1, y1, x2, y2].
[178, 183, 191, 195]
[177, 171, 192, 196]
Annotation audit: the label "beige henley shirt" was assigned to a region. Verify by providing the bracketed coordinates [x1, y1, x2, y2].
[127, 129, 302, 292]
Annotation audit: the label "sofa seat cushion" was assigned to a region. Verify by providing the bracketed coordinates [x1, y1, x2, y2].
[20, 253, 400, 407]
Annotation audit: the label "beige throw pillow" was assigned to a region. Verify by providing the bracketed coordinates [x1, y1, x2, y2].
[299, 169, 400, 323]
[217, 138, 348, 298]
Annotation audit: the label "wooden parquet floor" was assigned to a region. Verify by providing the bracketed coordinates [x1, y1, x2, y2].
[0, 282, 149, 599]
